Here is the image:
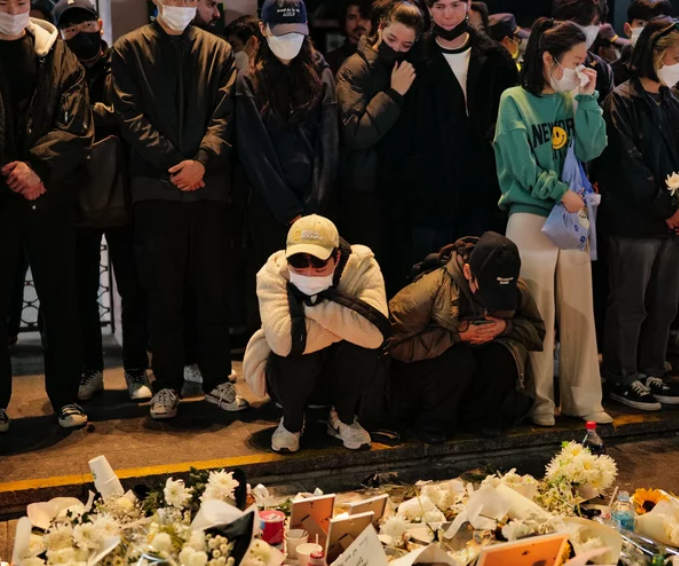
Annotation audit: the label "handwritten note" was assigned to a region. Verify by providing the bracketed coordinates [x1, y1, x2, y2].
[330, 525, 388, 566]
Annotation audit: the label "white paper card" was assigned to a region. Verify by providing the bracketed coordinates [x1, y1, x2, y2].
[390, 544, 461, 566]
[330, 525, 388, 566]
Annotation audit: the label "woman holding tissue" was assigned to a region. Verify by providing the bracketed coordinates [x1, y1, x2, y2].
[599, 17, 679, 411]
[493, 18, 611, 427]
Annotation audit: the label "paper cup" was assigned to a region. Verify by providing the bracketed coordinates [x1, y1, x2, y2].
[296, 542, 322, 566]
[285, 529, 308, 560]
[88, 456, 124, 500]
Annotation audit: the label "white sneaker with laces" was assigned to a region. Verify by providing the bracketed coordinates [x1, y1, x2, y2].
[271, 418, 301, 453]
[327, 409, 371, 450]
[206, 382, 249, 412]
[150, 389, 180, 419]
[78, 370, 104, 401]
[58, 404, 88, 429]
[125, 369, 152, 401]
[0, 408, 10, 433]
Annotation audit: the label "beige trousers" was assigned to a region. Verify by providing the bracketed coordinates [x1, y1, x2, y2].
[506, 213, 604, 418]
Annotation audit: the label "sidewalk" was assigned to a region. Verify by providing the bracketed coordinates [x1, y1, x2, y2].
[2, 334, 679, 519]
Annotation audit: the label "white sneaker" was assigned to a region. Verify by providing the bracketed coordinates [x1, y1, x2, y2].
[327, 409, 371, 450]
[205, 382, 249, 412]
[150, 389, 180, 419]
[125, 369, 152, 401]
[271, 418, 301, 453]
[0, 408, 10, 433]
[531, 413, 556, 427]
[78, 370, 104, 401]
[582, 411, 613, 425]
[57, 404, 88, 429]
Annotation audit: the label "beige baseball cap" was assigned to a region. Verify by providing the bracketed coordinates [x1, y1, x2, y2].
[286, 215, 340, 260]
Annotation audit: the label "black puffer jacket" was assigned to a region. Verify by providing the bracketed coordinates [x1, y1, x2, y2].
[0, 19, 93, 204]
[336, 36, 407, 194]
[112, 22, 237, 203]
[599, 78, 679, 238]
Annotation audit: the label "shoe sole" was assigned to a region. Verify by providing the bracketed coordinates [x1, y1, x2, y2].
[150, 407, 179, 420]
[129, 389, 153, 402]
[205, 395, 250, 412]
[610, 393, 662, 411]
[271, 445, 299, 454]
[78, 386, 104, 402]
[654, 395, 679, 405]
[531, 417, 556, 427]
[326, 425, 371, 450]
[58, 418, 88, 429]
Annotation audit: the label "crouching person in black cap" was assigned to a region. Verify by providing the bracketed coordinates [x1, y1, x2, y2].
[388, 233, 546, 445]
[243, 215, 390, 454]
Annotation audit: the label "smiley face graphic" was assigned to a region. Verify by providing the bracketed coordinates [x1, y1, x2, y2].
[552, 126, 568, 150]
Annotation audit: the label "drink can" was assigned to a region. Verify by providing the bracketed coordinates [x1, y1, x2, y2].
[260, 510, 285, 545]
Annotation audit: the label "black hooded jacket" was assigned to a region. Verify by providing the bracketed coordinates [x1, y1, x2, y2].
[235, 53, 339, 225]
[599, 78, 679, 238]
[0, 19, 94, 206]
[112, 22, 237, 203]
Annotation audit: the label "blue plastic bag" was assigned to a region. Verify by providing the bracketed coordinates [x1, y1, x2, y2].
[542, 143, 601, 259]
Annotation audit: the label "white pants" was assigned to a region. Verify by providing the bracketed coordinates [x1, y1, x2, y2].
[506, 213, 604, 418]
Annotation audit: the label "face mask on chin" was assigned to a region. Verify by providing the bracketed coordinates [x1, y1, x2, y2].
[157, 1, 196, 33]
[630, 26, 643, 47]
[0, 10, 30, 36]
[658, 61, 679, 88]
[433, 15, 469, 42]
[288, 270, 334, 297]
[549, 61, 581, 93]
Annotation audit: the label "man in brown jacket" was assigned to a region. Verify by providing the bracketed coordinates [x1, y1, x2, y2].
[388, 233, 545, 444]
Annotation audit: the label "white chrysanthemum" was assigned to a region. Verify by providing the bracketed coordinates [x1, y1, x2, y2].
[201, 471, 239, 503]
[185, 530, 206, 552]
[595, 455, 618, 489]
[44, 525, 74, 552]
[46, 548, 76, 565]
[165, 478, 193, 509]
[420, 485, 445, 510]
[72, 523, 100, 550]
[188, 551, 208, 566]
[423, 509, 446, 524]
[151, 532, 173, 553]
[398, 496, 436, 521]
[380, 516, 411, 541]
[180, 547, 196, 566]
[92, 514, 119, 538]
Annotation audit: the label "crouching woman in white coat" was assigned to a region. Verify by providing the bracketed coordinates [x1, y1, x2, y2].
[243, 215, 390, 453]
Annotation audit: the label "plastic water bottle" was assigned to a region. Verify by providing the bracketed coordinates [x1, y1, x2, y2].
[583, 421, 606, 455]
[612, 491, 636, 532]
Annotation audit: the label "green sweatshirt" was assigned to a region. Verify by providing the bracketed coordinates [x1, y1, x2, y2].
[493, 86, 607, 217]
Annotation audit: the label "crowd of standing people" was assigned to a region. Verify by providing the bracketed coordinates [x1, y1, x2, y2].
[2, 0, 679, 454]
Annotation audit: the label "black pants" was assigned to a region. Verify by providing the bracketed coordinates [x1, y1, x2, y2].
[0, 197, 81, 410]
[245, 190, 289, 335]
[135, 201, 231, 393]
[604, 236, 679, 385]
[76, 223, 148, 372]
[7, 251, 28, 338]
[390, 342, 530, 434]
[266, 341, 381, 433]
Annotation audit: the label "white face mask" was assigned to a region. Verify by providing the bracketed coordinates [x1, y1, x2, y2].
[658, 61, 679, 88]
[631, 26, 643, 47]
[0, 10, 30, 36]
[234, 50, 249, 71]
[289, 270, 334, 297]
[267, 28, 305, 61]
[550, 61, 581, 93]
[157, 1, 196, 33]
[575, 23, 601, 50]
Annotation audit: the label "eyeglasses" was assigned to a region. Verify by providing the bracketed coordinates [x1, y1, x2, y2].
[287, 253, 332, 269]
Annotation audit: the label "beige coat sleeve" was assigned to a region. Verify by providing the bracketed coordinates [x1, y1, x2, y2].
[303, 257, 388, 350]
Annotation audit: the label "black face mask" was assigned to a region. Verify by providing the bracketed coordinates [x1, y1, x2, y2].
[66, 31, 102, 62]
[377, 40, 407, 67]
[433, 18, 469, 42]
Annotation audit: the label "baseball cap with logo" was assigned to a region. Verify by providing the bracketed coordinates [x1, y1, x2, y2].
[468, 232, 521, 312]
[488, 13, 530, 43]
[53, 0, 98, 25]
[286, 215, 340, 261]
[261, 0, 309, 36]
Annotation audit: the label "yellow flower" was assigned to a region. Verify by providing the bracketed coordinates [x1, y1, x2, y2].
[632, 489, 667, 515]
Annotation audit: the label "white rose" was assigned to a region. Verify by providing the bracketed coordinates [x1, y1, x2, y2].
[151, 533, 173, 554]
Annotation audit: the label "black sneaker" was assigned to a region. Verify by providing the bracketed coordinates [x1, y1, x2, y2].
[643, 376, 679, 405]
[57, 404, 88, 429]
[0, 408, 10, 433]
[610, 380, 662, 411]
